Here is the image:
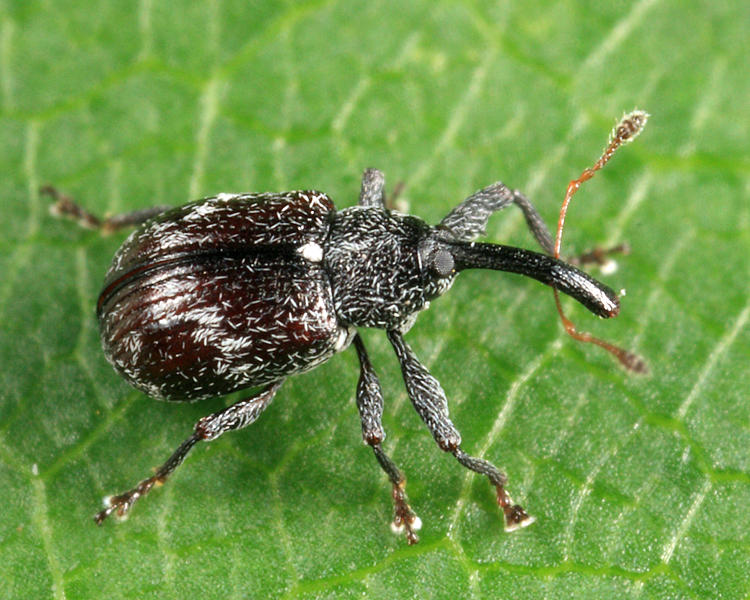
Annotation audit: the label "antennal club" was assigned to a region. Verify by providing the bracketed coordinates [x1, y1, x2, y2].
[553, 110, 650, 374]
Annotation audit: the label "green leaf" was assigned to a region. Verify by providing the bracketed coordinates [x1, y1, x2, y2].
[1, 1, 748, 598]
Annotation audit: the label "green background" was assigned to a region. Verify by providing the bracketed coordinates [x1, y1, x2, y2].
[1, 1, 748, 598]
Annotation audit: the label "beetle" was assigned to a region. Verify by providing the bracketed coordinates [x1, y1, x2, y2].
[45, 114, 646, 544]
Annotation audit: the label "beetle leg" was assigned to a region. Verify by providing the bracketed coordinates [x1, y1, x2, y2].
[567, 242, 631, 269]
[510, 192, 629, 269]
[439, 184, 629, 270]
[352, 334, 386, 444]
[439, 182, 555, 252]
[507, 189, 556, 254]
[352, 333, 421, 544]
[358, 168, 387, 208]
[94, 380, 282, 524]
[387, 330, 534, 532]
[41, 185, 170, 233]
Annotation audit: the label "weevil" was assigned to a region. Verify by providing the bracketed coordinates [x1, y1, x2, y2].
[46, 111, 647, 544]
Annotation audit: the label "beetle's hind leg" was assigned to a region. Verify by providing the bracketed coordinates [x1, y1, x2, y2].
[387, 330, 534, 532]
[41, 185, 170, 233]
[353, 334, 421, 544]
[95, 380, 282, 524]
[94, 431, 201, 524]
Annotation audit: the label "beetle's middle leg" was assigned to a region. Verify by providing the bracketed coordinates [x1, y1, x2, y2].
[387, 330, 534, 532]
[41, 185, 170, 233]
[94, 380, 283, 524]
[358, 168, 406, 210]
[352, 333, 421, 544]
[358, 169, 387, 208]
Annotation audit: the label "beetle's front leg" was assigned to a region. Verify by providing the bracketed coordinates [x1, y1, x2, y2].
[439, 184, 626, 267]
[352, 333, 421, 544]
[95, 380, 282, 524]
[439, 182, 555, 251]
[387, 330, 534, 532]
[41, 185, 170, 233]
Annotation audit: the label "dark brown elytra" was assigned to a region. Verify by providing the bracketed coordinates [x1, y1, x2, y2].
[45, 110, 647, 545]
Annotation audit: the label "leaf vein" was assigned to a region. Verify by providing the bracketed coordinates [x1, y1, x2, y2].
[677, 301, 750, 420]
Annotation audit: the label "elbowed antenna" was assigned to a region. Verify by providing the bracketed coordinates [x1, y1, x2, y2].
[448, 241, 619, 318]
[550, 109, 650, 374]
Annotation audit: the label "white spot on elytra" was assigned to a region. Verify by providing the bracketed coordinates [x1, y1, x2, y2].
[298, 242, 323, 263]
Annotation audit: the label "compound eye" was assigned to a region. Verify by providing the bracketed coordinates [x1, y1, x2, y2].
[430, 248, 455, 277]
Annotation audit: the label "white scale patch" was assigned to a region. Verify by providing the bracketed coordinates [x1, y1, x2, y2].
[334, 327, 353, 351]
[298, 241, 323, 263]
[215, 192, 238, 202]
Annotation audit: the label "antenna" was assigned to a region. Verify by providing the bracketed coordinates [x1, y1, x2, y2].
[553, 110, 650, 373]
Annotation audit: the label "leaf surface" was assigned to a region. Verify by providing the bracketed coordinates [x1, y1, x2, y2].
[1, 1, 748, 598]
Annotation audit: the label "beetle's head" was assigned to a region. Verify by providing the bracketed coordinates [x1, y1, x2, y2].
[326, 207, 619, 333]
